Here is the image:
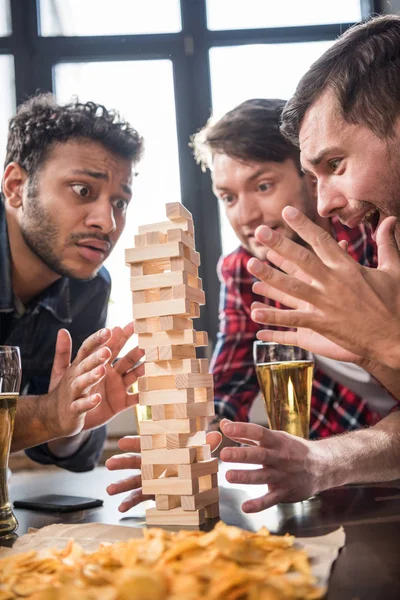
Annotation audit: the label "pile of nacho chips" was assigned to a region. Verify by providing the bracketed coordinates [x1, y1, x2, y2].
[0, 522, 325, 599]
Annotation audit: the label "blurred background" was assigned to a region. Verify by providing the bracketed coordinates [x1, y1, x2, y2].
[1, 0, 396, 459]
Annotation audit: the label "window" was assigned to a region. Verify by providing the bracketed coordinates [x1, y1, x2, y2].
[0, 0, 10, 36]
[209, 41, 333, 255]
[39, 0, 182, 36]
[54, 59, 181, 330]
[0, 55, 15, 167]
[206, 0, 362, 30]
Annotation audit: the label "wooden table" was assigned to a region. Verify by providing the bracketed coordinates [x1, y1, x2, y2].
[4, 463, 400, 599]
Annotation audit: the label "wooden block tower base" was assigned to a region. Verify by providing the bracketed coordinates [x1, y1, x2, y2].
[125, 202, 219, 526]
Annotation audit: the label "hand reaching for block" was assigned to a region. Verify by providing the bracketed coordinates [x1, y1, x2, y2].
[105, 431, 222, 512]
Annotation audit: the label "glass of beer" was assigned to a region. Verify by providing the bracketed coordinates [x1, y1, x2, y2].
[253, 341, 314, 438]
[0, 346, 21, 537]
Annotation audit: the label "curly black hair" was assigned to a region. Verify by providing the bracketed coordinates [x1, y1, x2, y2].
[5, 92, 144, 175]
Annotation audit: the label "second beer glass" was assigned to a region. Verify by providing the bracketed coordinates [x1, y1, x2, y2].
[254, 342, 314, 438]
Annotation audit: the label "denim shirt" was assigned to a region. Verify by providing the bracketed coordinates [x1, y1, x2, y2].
[0, 202, 110, 471]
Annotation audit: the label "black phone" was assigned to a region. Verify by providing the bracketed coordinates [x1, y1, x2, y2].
[13, 494, 103, 513]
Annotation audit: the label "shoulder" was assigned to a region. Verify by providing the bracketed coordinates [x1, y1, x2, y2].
[217, 246, 254, 284]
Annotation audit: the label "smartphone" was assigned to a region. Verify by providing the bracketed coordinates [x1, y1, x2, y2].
[13, 494, 103, 513]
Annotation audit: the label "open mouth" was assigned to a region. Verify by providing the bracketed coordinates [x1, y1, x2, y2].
[362, 209, 381, 237]
[76, 241, 110, 263]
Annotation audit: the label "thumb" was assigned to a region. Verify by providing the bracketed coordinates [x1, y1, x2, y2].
[49, 329, 72, 392]
[206, 431, 222, 454]
[376, 216, 400, 272]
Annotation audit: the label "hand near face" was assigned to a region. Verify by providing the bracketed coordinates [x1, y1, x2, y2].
[220, 420, 326, 511]
[106, 431, 222, 512]
[248, 207, 400, 370]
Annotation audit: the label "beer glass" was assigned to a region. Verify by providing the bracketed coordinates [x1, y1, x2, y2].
[0, 346, 21, 537]
[253, 342, 314, 438]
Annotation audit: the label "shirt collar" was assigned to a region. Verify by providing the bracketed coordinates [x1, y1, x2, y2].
[0, 202, 72, 323]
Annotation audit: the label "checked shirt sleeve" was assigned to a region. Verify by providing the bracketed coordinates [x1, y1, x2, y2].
[210, 248, 262, 423]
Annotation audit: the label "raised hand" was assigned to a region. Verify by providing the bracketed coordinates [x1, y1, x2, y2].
[106, 431, 222, 512]
[220, 420, 328, 512]
[248, 207, 400, 370]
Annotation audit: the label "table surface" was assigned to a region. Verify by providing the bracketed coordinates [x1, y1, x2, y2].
[4, 463, 400, 600]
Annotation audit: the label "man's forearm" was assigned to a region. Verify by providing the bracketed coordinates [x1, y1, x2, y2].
[11, 395, 54, 452]
[319, 411, 400, 490]
[47, 431, 91, 457]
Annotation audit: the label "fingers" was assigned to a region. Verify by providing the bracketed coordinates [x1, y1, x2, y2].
[106, 473, 142, 496]
[251, 306, 315, 329]
[71, 392, 102, 415]
[220, 420, 279, 449]
[338, 240, 348, 253]
[257, 329, 299, 346]
[118, 489, 154, 513]
[376, 216, 400, 272]
[221, 445, 277, 466]
[252, 281, 302, 310]
[108, 322, 135, 362]
[206, 431, 222, 453]
[225, 466, 272, 485]
[49, 329, 72, 392]
[70, 359, 108, 398]
[114, 346, 145, 377]
[117, 436, 141, 453]
[73, 346, 111, 380]
[242, 491, 281, 513]
[74, 328, 112, 364]
[106, 452, 142, 471]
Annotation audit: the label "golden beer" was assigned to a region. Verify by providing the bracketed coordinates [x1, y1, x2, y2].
[0, 392, 18, 536]
[256, 360, 313, 438]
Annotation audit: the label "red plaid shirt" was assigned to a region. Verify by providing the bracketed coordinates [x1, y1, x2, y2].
[211, 217, 382, 439]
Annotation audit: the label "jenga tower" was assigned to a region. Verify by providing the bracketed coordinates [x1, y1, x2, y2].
[125, 202, 219, 526]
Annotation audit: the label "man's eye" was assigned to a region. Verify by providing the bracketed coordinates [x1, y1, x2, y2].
[258, 182, 272, 192]
[72, 184, 90, 197]
[113, 198, 128, 211]
[329, 159, 341, 172]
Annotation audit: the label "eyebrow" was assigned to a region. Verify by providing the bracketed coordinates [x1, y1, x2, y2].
[305, 147, 342, 167]
[71, 169, 132, 196]
[213, 167, 275, 190]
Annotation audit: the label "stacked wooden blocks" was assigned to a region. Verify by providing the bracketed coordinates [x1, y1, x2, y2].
[125, 202, 219, 526]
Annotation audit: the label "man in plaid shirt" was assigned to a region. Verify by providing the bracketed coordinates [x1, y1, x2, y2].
[192, 98, 394, 440]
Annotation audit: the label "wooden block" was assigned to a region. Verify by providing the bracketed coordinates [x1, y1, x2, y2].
[145, 231, 167, 245]
[196, 444, 211, 461]
[166, 202, 193, 221]
[159, 315, 193, 331]
[130, 263, 144, 276]
[146, 507, 205, 526]
[165, 431, 207, 449]
[125, 241, 184, 265]
[171, 284, 205, 305]
[138, 375, 175, 391]
[188, 274, 202, 289]
[130, 271, 187, 292]
[142, 477, 199, 496]
[142, 447, 196, 465]
[205, 502, 220, 519]
[196, 416, 209, 431]
[167, 228, 195, 249]
[174, 401, 215, 419]
[183, 246, 201, 267]
[151, 404, 167, 420]
[134, 234, 146, 247]
[170, 257, 198, 277]
[194, 388, 214, 402]
[132, 289, 161, 303]
[138, 219, 194, 236]
[139, 418, 198, 435]
[145, 359, 203, 377]
[155, 495, 181, 510]
[132, 289, 147, 303]
[190, 302, 201, 318]
[140, 434, 166, 450]
[134, 317, 162, 334]
[158, 345, 196, 361]
[143, 263, 165, 275]
[142, 464, 171, 480]
[139, 388, 195, 406]
[175, 373, 214, 389]
[138, 329, 206, 348]
[199, 472, 218, 492]
[181, 487, 219, 511]
[178, 458, 218, 479]
[132, 298, 191, 320]
[145, 346, 159, 362]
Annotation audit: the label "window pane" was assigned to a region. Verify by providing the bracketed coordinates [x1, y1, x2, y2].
[206, 0, 362, 30]
[40, 0, 181, 36]
[54, 60, 181, 331]
[0, 0, 11, 35]
[0, 56, 15, 167]
[209, 41, 332, 255]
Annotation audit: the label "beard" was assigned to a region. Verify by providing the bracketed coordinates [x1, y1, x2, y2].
[20, 184, 99, 280]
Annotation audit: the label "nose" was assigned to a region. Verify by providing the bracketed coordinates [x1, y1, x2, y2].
[317, 179, 348, 218]
[84, 196, 117, 234]
[237, 193, 263, 227]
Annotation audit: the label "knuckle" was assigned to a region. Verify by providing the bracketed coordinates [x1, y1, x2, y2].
[315, 230, 332, 247]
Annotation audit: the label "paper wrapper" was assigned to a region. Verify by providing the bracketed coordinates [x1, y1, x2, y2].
[0, 521, 345, 590]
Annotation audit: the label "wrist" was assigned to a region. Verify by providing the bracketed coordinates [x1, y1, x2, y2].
[47, 431, 91, 458]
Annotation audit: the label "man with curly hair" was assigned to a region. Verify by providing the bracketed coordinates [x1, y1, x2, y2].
[1, 93, 145, 472]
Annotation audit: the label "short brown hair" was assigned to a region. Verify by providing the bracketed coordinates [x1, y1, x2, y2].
[192, 98, 301, 172]
[281, 15, 400, 146]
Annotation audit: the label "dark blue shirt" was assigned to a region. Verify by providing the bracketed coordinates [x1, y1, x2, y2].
[0, 201, 110, 472]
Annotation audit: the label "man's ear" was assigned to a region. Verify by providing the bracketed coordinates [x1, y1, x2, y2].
[2, 162, 28, 208]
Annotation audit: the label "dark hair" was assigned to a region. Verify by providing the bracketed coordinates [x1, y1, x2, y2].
[281, 15, 400, 146]
[5, 92, 144, 175]
[192, 98, 301, 172]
